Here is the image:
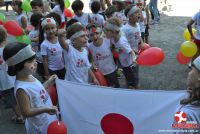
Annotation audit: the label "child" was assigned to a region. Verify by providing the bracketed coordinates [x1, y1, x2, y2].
[52, 0, 66, 27]
[105, 5, 117, 19]
[112, 0, 127, 24]
[103, 17, 138, 89]
[71, 0, 91, 27]
[57, 23, 99, 84]
[86, 23, 120, 88]
[29, 13, 44, 81]
[39, 17, 66, 80]
[46, 12, 62, 29]
[12, 0, 28, 30]
[187, 10, 200, 60]
[90, 1, 105, 28]
[0, 26, 23, 124]
[30, 0, 44, 14]
[4, 0, 12, 16]
[136, 0, 149, 43]
[3, 42, 57, 134]
[174, 56, 200, 133]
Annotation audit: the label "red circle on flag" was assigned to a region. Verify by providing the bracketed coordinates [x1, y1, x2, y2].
[101, 113, 134, 134]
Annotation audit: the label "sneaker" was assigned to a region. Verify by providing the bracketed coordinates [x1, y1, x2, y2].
[5, 12, 11, 16]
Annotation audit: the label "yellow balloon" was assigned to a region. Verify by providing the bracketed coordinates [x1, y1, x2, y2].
[180, 41, 198, 57]
[183, 28, 197, 41]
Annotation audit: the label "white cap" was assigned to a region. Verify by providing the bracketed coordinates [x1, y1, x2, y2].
[193, 56, 200, 71]
[41, 17, 57, 29]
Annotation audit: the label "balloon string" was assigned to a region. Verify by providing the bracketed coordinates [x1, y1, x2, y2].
[56, 110, 61, 125]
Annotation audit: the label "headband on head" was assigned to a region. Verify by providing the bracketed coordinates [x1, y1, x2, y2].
[127, 6, 140, 16]
[104, 22, 120, 31]
[6, 45, 35, 66]
[193, 56, 200, 71]
[88, 27, 102, 35]
[70, 31, 87, 41]
[41, 17, 57, 29]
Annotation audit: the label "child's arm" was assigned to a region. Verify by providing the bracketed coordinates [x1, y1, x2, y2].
[16, 89, 57, 117]
[21, 16, 28, 30]
[43, 75, 57, 89]
[89, 68, 100, 85]
[187, 19, 195, 40]
[57, 29, 69, 51]
[43, 56, 50, 80]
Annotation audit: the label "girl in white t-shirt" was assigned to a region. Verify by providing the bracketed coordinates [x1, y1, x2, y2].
[52, 0, 66, 26]
[39, 17, 65, 80]
[87, 23, 120, 88]
[3, 42, 57, 134]
[104, 17, 138, 89]
[58, 23, 99, 84]
[12, 1, 28, 30]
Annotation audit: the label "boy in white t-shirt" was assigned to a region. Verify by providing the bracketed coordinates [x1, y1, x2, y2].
[58, 23, 99, 85]
[104, 17, 138, 89]
[71, 0, 91, 27]
[87, 23, 120, 88]
[112, 0, 127, 24]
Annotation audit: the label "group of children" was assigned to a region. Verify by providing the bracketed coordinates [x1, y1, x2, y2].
[1, 0, 200, 133]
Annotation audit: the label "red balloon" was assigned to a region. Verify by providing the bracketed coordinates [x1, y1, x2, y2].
[0, 20, 4, 25]
[137, 47, 164, 66]
[112, 50, 119, 59]
[101, 113, 134, 134]
[138, 43, 151, 55]
[3, 20, 23, 36]
[47, 120, 67, 134]
[46, 84, 57, 105]
[93, 69, 108, 86]
[64, 8, 73, 18]
[176, 51, 191, 64]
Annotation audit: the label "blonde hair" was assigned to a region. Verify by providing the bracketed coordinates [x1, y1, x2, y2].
[107, 17, 122, 28]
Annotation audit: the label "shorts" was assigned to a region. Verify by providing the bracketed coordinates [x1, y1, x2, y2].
[122, 64, 139, 87]
[49, 68, 66, 80]
[194, 38, 200, 48]
[5, 1, 12, 6]
[0, 87, 17, 108]
[37, 62, 44, 76]
[104, 70, 120, 88]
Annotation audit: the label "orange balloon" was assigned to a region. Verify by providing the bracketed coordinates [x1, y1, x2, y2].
[176, 51, 191, 64]
[138, 43, 151, 55]
[47, 120, 67, 134]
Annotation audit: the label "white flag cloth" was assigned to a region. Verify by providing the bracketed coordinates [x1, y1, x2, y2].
[56, 79, 187, 134]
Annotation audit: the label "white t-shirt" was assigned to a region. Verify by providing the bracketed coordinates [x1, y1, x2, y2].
[192, 11, 200, 39]
[139, 11, 147, 33]
[113, 11, 127, 24]
[52, 5, 65, 22]
[16, 12, 27, 28]
[121, 23, 141, 53]
[15, 76, 57, 134]
[28, 30, 43, 63]
[73, 13, 90, 27]
[63, 44, 91, 83]
[88, 38, 117, 75]
[40, 39, 64, 71]
[0, 47, 15, 91]
[111, 35, 133, 67]
[90, 13, 105, 27]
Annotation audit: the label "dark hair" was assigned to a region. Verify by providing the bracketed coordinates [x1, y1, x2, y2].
[66, 18, 78, 29]
[54, 0, 65, 12]
[45, 12, 62, 26]
[12, 1, 22, 9]
[91, 1, 100, 14]
[124, 4, 135, 17]
[30, 13, 43, 27]
[66, 23, 85, 39]
[71, 0, 84, 11]
[105, 5, 116, 16]
[3, 42, 36, 76]
[180, 87, 200, 105]
[30, 0, 43, 7]
[0, 26, 7, 44]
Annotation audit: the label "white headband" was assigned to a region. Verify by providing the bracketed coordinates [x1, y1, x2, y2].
[104, 22, 120, 31]
[127, 6, 140, 16]
[88, 27, 102, 34]
[70, 31, 87, 40]
[41, 18, 57, 29]
[6, 45, 35, 66]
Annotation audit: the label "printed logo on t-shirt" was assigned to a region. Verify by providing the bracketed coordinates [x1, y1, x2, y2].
[76, 59, 87, 67]
[40, 89, 49, 104]
[50, 48, 56, 55]
[96, 53, 110, 61]
[134, 32, 140, 40]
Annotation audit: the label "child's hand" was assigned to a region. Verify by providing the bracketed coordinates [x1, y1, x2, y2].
[57, 29, 66, 37]
[93, 78, 100, 85]
[46, 106, 58, 115]
[47, 75, 58, 85]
